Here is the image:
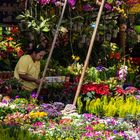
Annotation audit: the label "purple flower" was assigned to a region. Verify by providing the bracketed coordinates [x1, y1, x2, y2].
[115, 0, 122, 6]
[83, 4, 94, 11]
[0, 79, 4, 84]
[33, 121, 43, 127]
[41, 103, 55, 110]
[68, 0, 76, 8]
[31, 91, 37, 98]
[51, 0, 56, 3]
[53, 102, 64, 111]
[83, 113, 94, 121]
[85, 126, 93, 131]
[2, 99, 8, 104]
[96, 66, 106, 71]
[113, 130, 118, 134]
[104, 3, 112, 11]
[38, 0, 50, 5]
[85, 132, 94, 137]
[15, 95, 19, 98]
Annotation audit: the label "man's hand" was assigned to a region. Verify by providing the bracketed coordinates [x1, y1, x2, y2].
[35, 78, 46, 85]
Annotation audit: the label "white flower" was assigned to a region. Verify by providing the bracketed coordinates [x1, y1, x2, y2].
[9, 104, 16, 109]
[118, 65, 128, 80]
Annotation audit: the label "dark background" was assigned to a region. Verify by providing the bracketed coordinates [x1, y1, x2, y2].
[0, 0, 24, 24]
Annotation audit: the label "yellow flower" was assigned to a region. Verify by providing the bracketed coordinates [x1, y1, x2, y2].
[72, 54, 75, 60]
[15, 47, 21, 52]
[39, 112, 47, 117]
[75, 56, 80, 61]
[30, 112, 48, 118]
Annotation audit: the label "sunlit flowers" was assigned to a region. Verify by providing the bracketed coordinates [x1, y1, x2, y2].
[29, 111, 47, 118]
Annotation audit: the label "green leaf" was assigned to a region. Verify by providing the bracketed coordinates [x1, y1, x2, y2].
[16, 15, 25, 20]
[59, 26, 68, 33]
[39, 20, 47, 28]
[42, 27, 50, 32]
[40, 16, 44, 21]
[87, 92, 93, 98]
[27, 21, 32, 28]
[107, 0, 113, 3]
[84, 97, 90, 101]
[31, 20, 37, 27]
[87, 91, 95, 98]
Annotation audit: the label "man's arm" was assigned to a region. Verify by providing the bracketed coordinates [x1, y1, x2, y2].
[19, 74, 40, 85]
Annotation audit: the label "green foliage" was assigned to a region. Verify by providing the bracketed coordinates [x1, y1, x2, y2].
[0, 107, 15, 120]
[76, 97, 83, 114]
[85, 67, 100, 83]
[77, 95, 140, 118]
[0, 125, 39, 140]
[17, 10, 51, 34]
[12, 98, 28, 105]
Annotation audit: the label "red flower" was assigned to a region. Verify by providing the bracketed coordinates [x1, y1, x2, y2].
[81, 83, 109, 95]
[7, 46, 14, 52]
[17, 49, 24, 57]
[115, 87, 125, 95]
[10, 26, 19, 34]
[114, 52, 121, 60]
[74, 75, 80, 83]
[95, 84, 109, 95]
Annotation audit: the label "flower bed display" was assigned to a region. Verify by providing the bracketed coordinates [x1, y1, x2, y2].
[0, 96, 139, 140]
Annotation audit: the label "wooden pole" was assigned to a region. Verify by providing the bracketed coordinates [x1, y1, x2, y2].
[36, 0, 68, 98]
[73, 0, 105, 105]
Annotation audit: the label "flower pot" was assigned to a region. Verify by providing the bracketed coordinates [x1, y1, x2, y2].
[134, 25, 140, 34]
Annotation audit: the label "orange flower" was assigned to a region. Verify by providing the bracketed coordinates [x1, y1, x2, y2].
[6, 37, 13, 41]
[110, 52, 114, 59]
[59, 118, 72, 124]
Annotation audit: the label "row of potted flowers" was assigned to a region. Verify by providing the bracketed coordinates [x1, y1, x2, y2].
[0, 96, 139, 140]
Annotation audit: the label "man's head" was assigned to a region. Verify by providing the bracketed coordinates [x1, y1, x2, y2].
[31, 45, 46, 61]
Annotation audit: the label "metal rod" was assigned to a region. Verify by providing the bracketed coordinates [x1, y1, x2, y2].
[36, 0, 68, 98]
[73, 0, 106, 105]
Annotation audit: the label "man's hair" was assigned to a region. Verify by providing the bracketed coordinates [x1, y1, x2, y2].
[27, 44, 46, 54]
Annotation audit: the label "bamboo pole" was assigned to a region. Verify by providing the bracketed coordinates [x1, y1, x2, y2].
[73, 0, 106, 105]
[36, 0, 68, 98]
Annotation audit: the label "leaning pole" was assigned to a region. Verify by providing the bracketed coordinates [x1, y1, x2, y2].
[36, 0, 68, 98]
[73, 0, 106, 105]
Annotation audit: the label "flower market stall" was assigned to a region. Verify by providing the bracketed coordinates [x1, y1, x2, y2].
[0, 0, 140, 139]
